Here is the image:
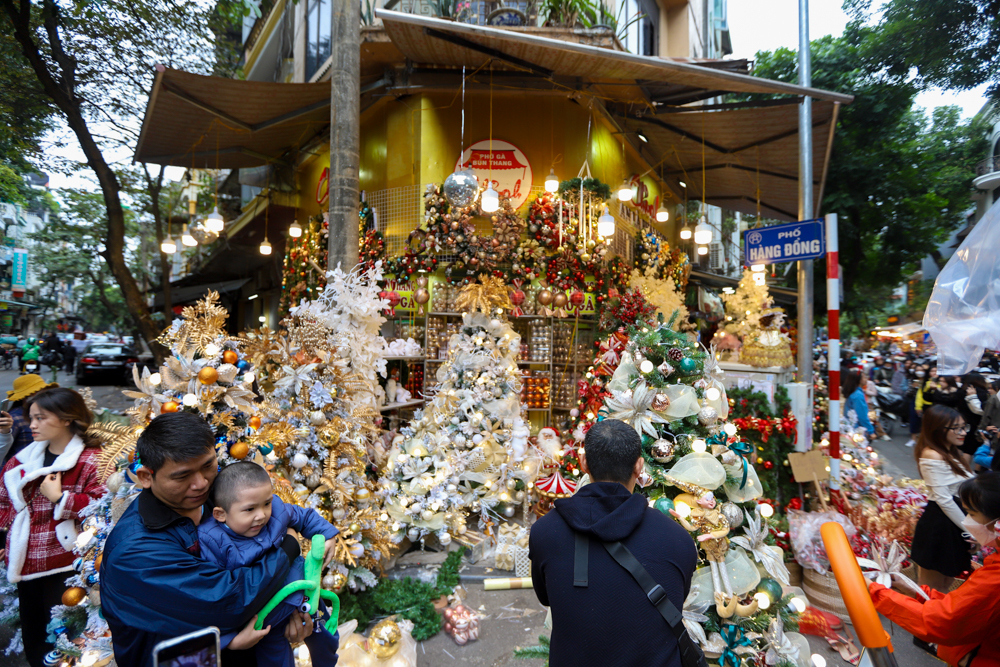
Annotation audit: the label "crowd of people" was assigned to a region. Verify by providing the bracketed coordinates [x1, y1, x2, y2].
[844, 353, 1000, 470]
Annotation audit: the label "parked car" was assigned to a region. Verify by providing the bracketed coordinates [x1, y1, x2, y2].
[76, 343, 139, 385]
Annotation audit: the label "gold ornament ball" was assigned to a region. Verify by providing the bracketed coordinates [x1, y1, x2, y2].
[536, 288, 553, 306]
[369, 618, 403, 658]
[198, 366, 219, 385]
[354, 488, 371, 503]
[249, 416, 262, 430]
[350, 522, 361, 534]
[62, 586, 87, 606]
[161, 400, 180, 414]
[229, 442, 250, 460]
[331, 571, 347, 591]
[222, 350, 239, 364]
[552, 291, 568, 308]
[414, 288, 430, 305]
[415, 275, 429, 288]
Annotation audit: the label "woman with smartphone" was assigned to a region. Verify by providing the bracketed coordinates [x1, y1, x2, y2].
[0, 387, 106, 666]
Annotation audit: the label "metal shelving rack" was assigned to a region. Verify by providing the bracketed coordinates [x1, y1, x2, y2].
[382, 310, 597, 432]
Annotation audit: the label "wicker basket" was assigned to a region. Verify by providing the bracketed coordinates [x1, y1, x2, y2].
[786, 561, 803, 587]
[802, 567, 851, 622]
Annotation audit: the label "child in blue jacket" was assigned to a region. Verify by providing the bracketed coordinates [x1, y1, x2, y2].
[199, 461, 340, 667]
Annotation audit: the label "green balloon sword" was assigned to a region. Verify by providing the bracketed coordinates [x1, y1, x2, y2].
[254, 534, 340, 632]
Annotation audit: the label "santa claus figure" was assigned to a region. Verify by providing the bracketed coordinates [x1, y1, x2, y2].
[535, 427, 563, 462]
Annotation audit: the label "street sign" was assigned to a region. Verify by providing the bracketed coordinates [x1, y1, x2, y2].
[11, 248, 27, 295]
[744, 218, 826, 266]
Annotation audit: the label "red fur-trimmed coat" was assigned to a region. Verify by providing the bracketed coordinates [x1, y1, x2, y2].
[0, 435, 106, 582]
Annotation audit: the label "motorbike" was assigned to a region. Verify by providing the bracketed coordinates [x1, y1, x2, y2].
[874, 385, 907, 436]
[22, 359, 38, 375]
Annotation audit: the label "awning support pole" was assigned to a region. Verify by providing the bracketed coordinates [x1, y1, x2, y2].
[328, 0, 361, 271]
[796, 0, 814, 423]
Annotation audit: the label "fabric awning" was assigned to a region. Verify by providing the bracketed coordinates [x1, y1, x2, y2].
[617, 100, 837, 220]
[375, 10, 853, 105]
[151, 278, 249, 308]
[134, 66, 331, 168]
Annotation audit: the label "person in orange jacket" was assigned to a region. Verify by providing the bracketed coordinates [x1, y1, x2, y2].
[869, 471, 1000, 666]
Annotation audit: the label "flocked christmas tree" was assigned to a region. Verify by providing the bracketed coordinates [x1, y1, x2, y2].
[243, 261, 394, 592]
[597, 314, 809, 665]
[381, 277, 532, 544]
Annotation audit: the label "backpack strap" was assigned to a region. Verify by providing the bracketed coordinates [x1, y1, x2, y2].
[574, 532, 589, 587]
[602, 540, 708, 667]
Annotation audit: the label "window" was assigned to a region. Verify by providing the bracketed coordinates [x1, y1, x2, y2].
[305, 0, 331, 81]
[621, 0, 659, 57]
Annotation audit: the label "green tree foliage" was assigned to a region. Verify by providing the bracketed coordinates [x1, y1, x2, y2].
[29, 188, 143, 334]
[0, 0, 241, 360]
[747, 34, 987, 330]
[846, 0, 1000, 100]
[0, 31, 53, 171]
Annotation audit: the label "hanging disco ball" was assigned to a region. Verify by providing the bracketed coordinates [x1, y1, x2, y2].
[443, 168, 479, 207]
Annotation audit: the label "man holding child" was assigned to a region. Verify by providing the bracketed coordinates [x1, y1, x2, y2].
[101, 412, 334, 666]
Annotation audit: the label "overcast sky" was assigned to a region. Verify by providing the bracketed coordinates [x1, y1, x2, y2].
[727, 0, 990, 119]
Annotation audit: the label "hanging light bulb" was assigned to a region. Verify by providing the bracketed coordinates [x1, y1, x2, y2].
[204, 206, 224, 234]
[160, 235, 177, 254]
[288, 220, 303, 238]
[679, 222, 692, 240]
[544, 168, 559, 193]
[697, 245, 709, 255]
[597, 206, 616, 237]
[656, 203, 669, 222]
[693, 215, 713, 245]
[260, 238, 272, 255]
[181, 223, 197, 247]
[481, 182, 499, 213]
[617, 178, 634, 202]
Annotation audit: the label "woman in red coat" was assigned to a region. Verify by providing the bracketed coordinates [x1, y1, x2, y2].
[869, 471, 1000, 666]
[0, 388, 106, 667]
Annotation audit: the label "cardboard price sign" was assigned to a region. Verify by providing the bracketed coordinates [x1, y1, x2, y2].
[787, 449, 830, 511]
[787, 449, 829, 482]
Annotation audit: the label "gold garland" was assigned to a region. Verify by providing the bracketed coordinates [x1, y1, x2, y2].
[158, 290, 229, 355]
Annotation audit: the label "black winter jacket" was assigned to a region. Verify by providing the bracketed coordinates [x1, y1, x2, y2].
[529, 482, 698, 667]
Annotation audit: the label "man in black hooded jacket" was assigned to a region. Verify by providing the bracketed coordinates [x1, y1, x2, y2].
[529, 419, 698, 666]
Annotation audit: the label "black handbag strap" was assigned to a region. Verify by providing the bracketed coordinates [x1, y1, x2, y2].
[597, 537, 708, 667]
[573, 532, 589, 587]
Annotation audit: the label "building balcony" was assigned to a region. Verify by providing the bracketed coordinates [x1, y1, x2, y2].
[973, 155, 1000, 190]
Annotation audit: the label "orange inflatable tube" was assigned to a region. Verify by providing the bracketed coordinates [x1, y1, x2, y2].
[820, 521, 893, 651]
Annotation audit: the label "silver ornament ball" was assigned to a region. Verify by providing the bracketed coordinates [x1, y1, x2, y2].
[443, 169, 479, 207]
[721, 502, 744, 529]
[697, 406, 719, 426]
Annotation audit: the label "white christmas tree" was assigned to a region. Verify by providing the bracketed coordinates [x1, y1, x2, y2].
[721, 268, 773, 341]
[382, 278, 532, 544]
[243, 262, 392, 593]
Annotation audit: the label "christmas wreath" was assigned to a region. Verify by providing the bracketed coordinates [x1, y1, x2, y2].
[423, 184, 526, 285]
[557, 177, 612, 204]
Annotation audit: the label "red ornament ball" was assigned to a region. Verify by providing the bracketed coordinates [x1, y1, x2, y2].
[510, 289, 525, 306]
[763, 460, 774, 470]
[569, 290, 585, 307]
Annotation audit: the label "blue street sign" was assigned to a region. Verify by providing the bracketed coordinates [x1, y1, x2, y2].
[743, 218, 826, 266]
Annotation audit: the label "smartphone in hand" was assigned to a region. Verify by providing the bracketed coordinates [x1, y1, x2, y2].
[152, 627, 220, 667]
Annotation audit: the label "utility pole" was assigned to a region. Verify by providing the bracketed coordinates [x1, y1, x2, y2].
[797, 0, 813, 391]
[328, 0, 360, 270]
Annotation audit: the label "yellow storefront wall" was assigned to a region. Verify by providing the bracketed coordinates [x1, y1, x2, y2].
[297, 93, 674, 230]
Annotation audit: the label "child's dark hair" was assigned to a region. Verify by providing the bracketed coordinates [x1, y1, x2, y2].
[136, 412, 215, 473]
[960, 472, 1000, 520]
[213, 461, 272, 511]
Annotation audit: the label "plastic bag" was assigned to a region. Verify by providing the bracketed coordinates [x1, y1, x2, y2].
[923, 200, 1000, 375]
[787, 510, 856, 574]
